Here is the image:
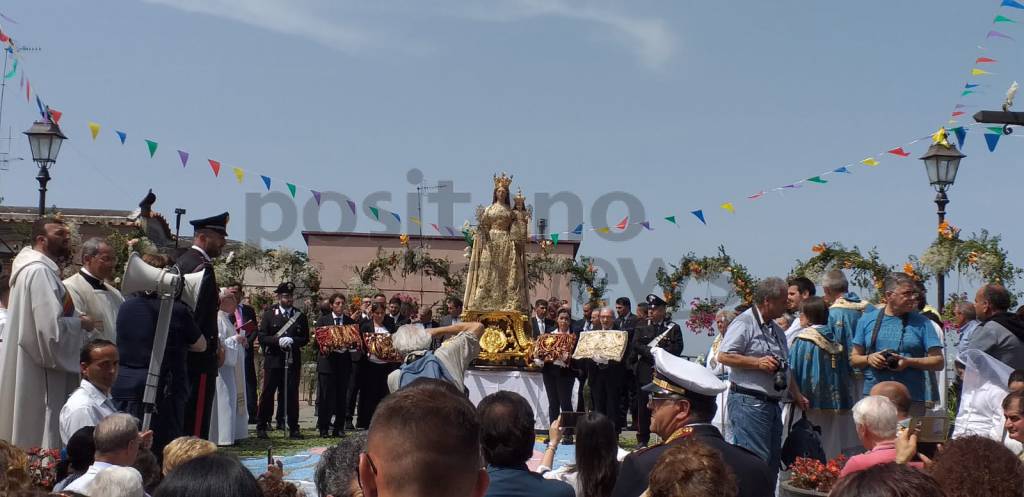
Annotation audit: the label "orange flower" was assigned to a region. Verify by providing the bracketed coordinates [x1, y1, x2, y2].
[812, 243, 827, 254]
[399, 233, 410, 246]
[903, 262, 915, 275]
[968, 251, 979, 265]
[663, 291, 672, 300]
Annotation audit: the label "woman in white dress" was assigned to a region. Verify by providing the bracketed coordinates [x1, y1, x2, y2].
[210, 290, 248, 446]
[706, 309, 737, 442]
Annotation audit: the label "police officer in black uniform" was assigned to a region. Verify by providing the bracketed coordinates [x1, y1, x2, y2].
[175, 212, 228, 439]
[630, 294, 684, 447]
[610, 349, 772, 497]
[256, 282, 309, 439]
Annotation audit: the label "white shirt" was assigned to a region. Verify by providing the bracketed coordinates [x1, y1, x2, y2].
[64, 461, 114, 494]
[60, 379, 119, 444]
[190, 244, 211, 262]
[0, 306, 8, 344]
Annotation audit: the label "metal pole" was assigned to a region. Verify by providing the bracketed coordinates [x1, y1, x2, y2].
[36, 165, 49, 217]
[174, 208, 186, 248]
[935, 189, 949, 313]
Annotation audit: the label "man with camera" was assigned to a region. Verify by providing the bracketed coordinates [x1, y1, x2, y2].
[851, 272, 944, 416]
[717, 277, 808, 485]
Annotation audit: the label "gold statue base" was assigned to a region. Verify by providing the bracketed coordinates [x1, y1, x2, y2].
[463, 310, 535, 369]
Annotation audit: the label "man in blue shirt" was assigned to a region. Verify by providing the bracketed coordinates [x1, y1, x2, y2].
[479, 391, 574, 497]
[851, 272, 944, 415]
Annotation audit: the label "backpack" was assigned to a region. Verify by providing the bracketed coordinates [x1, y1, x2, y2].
[398, 351, 455, 388]
[780, 409, 826, 469]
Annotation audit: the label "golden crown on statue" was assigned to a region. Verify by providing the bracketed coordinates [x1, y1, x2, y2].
[493, 172, 513, 190]
[514, 188, 525, 202]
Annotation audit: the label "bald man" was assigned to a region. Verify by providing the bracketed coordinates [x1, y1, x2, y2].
[358, 379, 488, 497]
[869, 381, 912, 421]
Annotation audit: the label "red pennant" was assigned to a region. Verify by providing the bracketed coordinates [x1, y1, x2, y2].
[25, 80, 29, 102]
[48, 109, 62, 124]
[976, 57, 997, 63]
[887, 147, 910, 157]
[615, 216, 629, 230]
[0, 32, 8, 43]
[951, 111, 965, 117]
[208, 159, 221, 177]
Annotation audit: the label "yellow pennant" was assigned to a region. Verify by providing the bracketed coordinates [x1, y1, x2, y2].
[232, 167, 244, 184]
[410, 216, 422, 226]
[720, 202, 735, 214]
[971, 68, 991, 76]
[861, 157, 880, 166]
[932, 127, 950, 146]
[88, 122, 100, 141]
[597, 227, 611, 233]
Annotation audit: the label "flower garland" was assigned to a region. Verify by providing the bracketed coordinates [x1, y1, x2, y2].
[655, 246, 756, 311]
[353, 246, 467, 304]
[792, 243, 891, 300]
[685, 297, 725, 335]
[919, 223, 1022, 291]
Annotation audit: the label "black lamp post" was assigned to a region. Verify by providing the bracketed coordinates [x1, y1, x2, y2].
[23, 120, 67, 217]
[918, 140, 965, 312]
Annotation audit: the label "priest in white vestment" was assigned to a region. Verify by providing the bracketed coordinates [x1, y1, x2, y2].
[0, 218, 98, 449]
[210, 290, 248, 445]
[64, 238, 124, 343]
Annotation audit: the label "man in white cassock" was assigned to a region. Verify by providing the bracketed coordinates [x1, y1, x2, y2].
[64, 238, 123, 343]
[210, 289, 248, 445]
[0, 217, 98, 449]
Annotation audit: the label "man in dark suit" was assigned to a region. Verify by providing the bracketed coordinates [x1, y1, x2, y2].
[631, 294, 684, 447]
[383, 296, 409, 329]
[614, 297, 640, 430]
[570, 301, 594, 333]
[175, 212, 227, 439]
[226, 282, 259, 424]
[256, 282, 310, 439]
[529, 299, 555, 338]
[438, 297, 463, 327]
[610, 349, 771, 497]
[314, 292, 357, 438]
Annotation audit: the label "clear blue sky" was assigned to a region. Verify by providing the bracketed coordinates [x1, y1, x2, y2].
[1, 2, 1021, 341]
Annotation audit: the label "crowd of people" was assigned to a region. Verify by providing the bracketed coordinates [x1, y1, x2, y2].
[6, 213, 1024, 496]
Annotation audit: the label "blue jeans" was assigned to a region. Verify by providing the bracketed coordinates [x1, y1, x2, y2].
[728, 391, 782, 484]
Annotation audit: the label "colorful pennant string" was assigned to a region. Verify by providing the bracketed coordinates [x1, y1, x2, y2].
[177, 150, 189, 168]
[261, 175, 272, 190]
[145, 139, 158, 158]
[208, 159, 221, 177]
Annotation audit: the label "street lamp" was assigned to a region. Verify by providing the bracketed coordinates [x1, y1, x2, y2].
[23, 120, 67, 217]
[919, 140, 965, 312]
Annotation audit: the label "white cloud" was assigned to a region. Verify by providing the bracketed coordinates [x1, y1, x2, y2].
[142, 0, 676, 67]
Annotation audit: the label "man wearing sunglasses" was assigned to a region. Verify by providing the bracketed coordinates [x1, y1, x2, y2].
[611, 349, 771, 497]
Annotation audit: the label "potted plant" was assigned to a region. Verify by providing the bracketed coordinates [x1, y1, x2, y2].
[781, 455, 846, 497]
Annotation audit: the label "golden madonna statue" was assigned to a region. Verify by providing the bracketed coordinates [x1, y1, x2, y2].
[463, 173, 531, 313]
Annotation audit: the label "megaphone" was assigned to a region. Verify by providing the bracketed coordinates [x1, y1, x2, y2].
[122, 253, 205, 311]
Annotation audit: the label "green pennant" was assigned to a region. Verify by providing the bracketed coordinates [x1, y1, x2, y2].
[145, 139, 158, 158]
[995, 15, 1017, 23]
[664, 215, 677, 225]
[988, 126, 1005, 134]
[550, 233, 559, 246]
[369, 207, 380, 220]
[286, 183, 296, 198]
[807, 176, 828, 184]
[962, 90, 976, 96]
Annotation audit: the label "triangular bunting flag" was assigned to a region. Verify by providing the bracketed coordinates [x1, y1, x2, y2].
[807, 176, 828, 184]
[833, 166, 850, 174]
[261, 175, 272, 190]
[369, 207, 380, 220]
[596, 227, 611, 233]
[951, 111, 965, 117]
[115, 130, 127, 144]
[1002, 0, 1024, 9]
[955, 104, 967, 109]
[748, 191, 765, 200]
[145, 139, 158, 158]
[208, 159, 221, 177]
[972, 68, 992, 76]
[3, 59, 14, 79]
[24, 80, 29, 101]
[571, 223, 583, 235]
[550, 233, 559, 246]
[988, 30, 1015, 40]
[887, 147, 910, 157]
[640, 221, 653, 230]
[691, 210, 706, 225]
[232, 167, 244, 183]
[615, 217, 629, 230]
[782, 184, 802, 189]
[346, 200, 356, 215]
[443, 226, 454, 236]
[286, 183, 296, 198]
[88, 122, 101, 140]
[410, 216, 422, 226]
[962, 90, 976, 96]
[35, 96, 46, 120]
[391, 212, 401, 223]
[976, 57, 998, 63]
[431, 223, 441, 234]
[995, 14, 1017, 23]
[48, 108, 61, 124]
[177, 150, 189, 168]
[985, 133, 1001, 152]
[988, 126, 1005, 134]
[952, 127, 967, 148]
[861, 157, 880, 166]
[312, 190, 322, 206]
[720, 202, 735, 214]
[664, 216, 677, 225]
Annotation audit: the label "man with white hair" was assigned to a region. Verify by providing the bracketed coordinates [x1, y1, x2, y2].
[838, 395, 903, 477]
[387, 321, 486, 392]
[66, 413, 150, 494]
[64, 237, 124, 342]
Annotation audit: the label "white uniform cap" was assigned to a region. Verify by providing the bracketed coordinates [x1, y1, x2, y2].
[642, 347, 727, 398]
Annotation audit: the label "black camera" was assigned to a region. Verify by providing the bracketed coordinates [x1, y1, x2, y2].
[880, 350, 901, 370]
[772, 355, 789, 391]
